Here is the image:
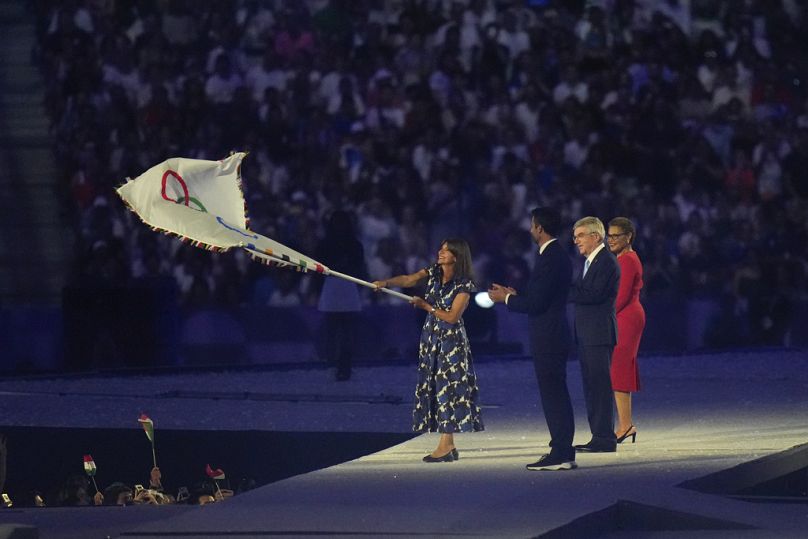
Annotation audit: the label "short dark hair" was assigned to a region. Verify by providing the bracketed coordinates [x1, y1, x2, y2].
[608, 217, 636, 244]
[440, 238, 475, 282]
[530, 207, 562, 237]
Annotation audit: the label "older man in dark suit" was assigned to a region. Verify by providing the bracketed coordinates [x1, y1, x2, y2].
[489, 207, 576, 470]
[570, 216, 620, 453]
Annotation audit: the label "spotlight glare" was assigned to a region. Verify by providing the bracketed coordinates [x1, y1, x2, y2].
[474, 291, 494, 309]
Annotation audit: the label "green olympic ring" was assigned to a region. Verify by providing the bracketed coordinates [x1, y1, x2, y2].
[176, 196, 208, 213]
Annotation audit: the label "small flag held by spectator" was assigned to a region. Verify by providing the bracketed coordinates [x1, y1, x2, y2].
[138, 413, 158, 467]
[83, 454, 100, 494]
[205, 464, 225, 480]
[83, 455, 97, 476]
[206, 464, 226, 500]
[138, 414, 155, 443]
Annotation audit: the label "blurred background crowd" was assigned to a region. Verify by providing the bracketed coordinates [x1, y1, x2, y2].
[33, 0, 808, 347]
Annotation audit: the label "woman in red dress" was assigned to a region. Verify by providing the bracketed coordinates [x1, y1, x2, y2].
[606, 217, 645, 444]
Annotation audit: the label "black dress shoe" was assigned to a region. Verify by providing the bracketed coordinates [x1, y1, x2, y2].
[574, 441, 616, 453]
[526, 454, 577, 471]
[422, 450, 455, 463]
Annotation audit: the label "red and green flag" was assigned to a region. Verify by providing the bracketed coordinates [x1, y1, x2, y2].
[83, 455, 97, 476]
[83, 454, 100, 493]
[138, 413, 157, 467]
[138, 413, 155, 443]
[206, 463, 225, 499]
[205, 464, 225, 480]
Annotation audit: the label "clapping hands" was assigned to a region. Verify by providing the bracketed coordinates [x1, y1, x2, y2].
[488, 283, 516, 303]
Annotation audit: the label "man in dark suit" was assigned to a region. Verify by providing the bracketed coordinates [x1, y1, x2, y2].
[489, 208, 576, 471]
[570, 216, 620, 452]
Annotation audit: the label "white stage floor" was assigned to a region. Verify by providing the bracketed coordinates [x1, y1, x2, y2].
[1, 349, 807, 538]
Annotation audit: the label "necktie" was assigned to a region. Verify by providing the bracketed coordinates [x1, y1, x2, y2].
[583, 259, 591, 278]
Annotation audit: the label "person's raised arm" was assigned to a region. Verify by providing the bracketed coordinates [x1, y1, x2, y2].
[372, 268, 429, 290]
[149, 466, 163, 491]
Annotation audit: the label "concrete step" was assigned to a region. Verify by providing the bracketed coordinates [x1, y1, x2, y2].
[1, 175, 62, 188]
[0, 6, 70, 305]
[0, 22, 35, 42]
[2, 249, 69, 265]
[0, 3, 26, 24]
[0, 271, 15, 293]
[1, 165, 54, 178]
[3, 113, 49, 127]
[3, 116, 50, 132]
[4, 262, 69, 277]
[5, 175, 62, 188]
[0, 77, 43, 93]
[0, 63, 39, 78]
[4, 178, 60, 191]
[0, 215, 67, 227]
[0, 46, 34, 64]
[0, 93, 42, 107]
[1, 132, 51, 144]
[10, 147, 53, 160]
[1, 99, 47, 113]
[0, 285, 63, 303]
[5, 220, 72, 236]
[0, 200, 62, 215]
[8, 201, 63, 218]
[3, 104, 49, 118]
[4, 233, 72, 253]
[0, 137, 50, 148]
[2, 162, 60, 182]
[1, 126, 50, 139]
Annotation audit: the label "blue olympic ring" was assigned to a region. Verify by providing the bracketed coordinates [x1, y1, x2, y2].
[216, 216, 258, 239]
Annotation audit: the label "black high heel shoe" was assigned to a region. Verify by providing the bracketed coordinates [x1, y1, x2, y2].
[616, 425, 637, 444]
[422, 449, 456, 463]
[451, 448, 459, 460]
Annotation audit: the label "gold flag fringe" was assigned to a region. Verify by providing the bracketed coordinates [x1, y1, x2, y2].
[231, 150, 251, 230]
[117, 193, 236, 254]
[118, 152, 313, 275]
[118, 151, 252, 255]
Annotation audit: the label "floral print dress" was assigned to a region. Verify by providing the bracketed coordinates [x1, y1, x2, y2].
[412, 264, 484, 433]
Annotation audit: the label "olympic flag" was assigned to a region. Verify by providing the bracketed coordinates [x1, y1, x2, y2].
[117, 154, 412, 300]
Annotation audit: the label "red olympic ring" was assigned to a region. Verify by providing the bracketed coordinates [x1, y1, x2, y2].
[161, 169, 190, 206]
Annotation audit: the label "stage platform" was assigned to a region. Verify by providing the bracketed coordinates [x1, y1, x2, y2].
[1, 349, 807, 538]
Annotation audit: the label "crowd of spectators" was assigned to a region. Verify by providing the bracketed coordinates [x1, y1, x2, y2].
[33, 0, 808, 347]
[0, 431, 245, 507]
[48, 465, 241, 507]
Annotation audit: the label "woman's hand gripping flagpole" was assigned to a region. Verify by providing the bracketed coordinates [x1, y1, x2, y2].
[327, 268, 414, 301]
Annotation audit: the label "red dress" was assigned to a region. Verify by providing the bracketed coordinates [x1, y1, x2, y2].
[611, 251, 645, 392]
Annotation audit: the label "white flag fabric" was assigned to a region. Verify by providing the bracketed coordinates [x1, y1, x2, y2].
[117, 154, 326, 273]
[118, 153, 248, 229]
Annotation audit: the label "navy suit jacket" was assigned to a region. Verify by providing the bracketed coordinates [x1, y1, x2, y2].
[507, 240, 572, 354]
[569, 246, 620, 346]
